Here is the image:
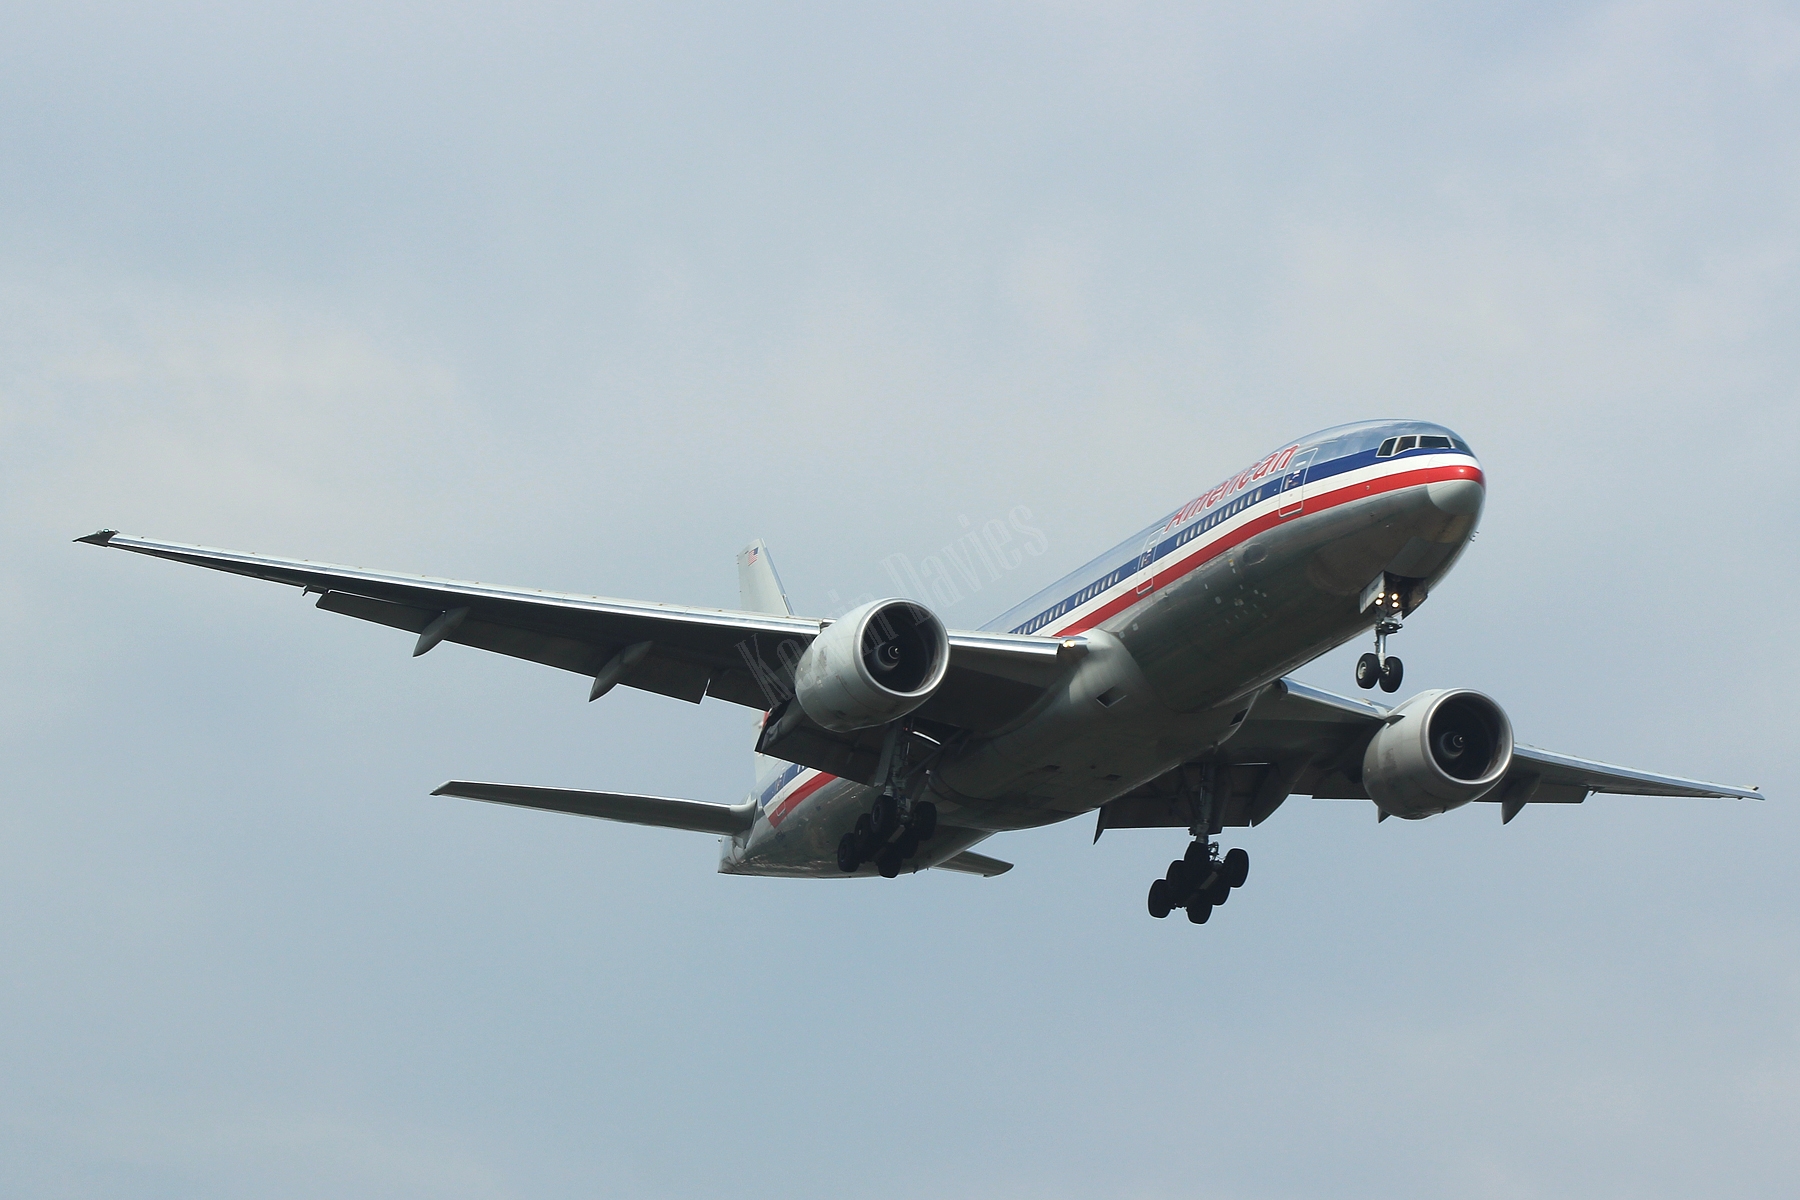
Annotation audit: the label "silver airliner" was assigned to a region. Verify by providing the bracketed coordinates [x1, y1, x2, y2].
[78, 419, 1761, 924]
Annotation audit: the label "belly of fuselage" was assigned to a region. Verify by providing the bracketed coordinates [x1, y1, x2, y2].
[721, 775, 997, 877]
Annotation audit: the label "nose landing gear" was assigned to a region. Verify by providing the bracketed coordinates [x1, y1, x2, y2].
[1355, 578, 1407, 693]
[1146, 838, 1249, 924]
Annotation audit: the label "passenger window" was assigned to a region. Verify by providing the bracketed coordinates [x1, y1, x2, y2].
[1420, 435, 1452, 449]
[1377, 437, 1397, 457]
[1396, 435, 1418, 452]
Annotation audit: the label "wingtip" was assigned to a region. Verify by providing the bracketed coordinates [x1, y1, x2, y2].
[74, 528, 118, 546]
[430, 782, 457, 796]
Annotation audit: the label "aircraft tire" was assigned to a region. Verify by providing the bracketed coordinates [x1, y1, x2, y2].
[897, 829, 920, 860]
[1356, 653, 1381, 689]
[911, 801, 937, 841]
[1165, 859, 1188, 893]
[1148, 878, 1172, 918]
[871, 794, 901, 838]
[1206, 880, 1231, 906]
[836, 834, 860, 873]
[1223, 847, 1250, 888]
[1187, 898, 1212, 924]
[1379, 656, 1404, 693]
[876, 847, 903, 878]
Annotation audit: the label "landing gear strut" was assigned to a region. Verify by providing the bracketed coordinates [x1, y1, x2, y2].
[1143, 763, 1250, 926]
[1147, 838, 1249, 923]
[1355, 578, 1406, 693]
[836, 721, 938, 877]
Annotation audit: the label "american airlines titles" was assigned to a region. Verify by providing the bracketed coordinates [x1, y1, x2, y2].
[1164, 444, 1301, 533]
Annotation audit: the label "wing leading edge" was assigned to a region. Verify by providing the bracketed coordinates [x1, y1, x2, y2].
[76, 530, 1078, 732]
[1101, 677, 1760, 834]
[1266, 677, 1762, 801]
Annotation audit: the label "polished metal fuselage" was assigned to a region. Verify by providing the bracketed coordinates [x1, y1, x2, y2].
[721, 419, 1486, 877]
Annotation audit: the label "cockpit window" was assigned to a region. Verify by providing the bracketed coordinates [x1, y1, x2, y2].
[1379, 432, 1465, 457]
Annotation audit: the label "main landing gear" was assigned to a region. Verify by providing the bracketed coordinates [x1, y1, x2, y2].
[1146, 838, 1249, 924]
[838, 721, 939, 878]
[837, 793, 938, 878]
[1355, 581, 1406, 694]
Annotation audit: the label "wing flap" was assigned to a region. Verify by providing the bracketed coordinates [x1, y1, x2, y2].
[432, 781, 756, 834]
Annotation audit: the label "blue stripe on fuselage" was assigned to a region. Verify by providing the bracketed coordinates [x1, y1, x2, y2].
[989, 437, 1474, 637]
[757, 761, 803, 809]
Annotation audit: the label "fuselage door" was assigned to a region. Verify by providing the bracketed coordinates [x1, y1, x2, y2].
[1276, 447, 1318, 518]
[1136, 530, 1160, 595]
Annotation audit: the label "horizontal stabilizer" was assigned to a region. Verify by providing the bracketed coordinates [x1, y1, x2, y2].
[432, 781, 755, 835]
[933, 850, 1013, 877]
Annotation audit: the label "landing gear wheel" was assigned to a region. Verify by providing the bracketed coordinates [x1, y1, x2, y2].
[1378, 656, 1404, 693]
[911, 801, 937, 842]
[1206, 880, 1231, 906]
[1165, 859, 1189, 893]
[1187, 899, 1212, 924]
[896, 829, 920, 860]
[870, 793, 901, 838]
[1222, 847, 1249, 888]
[1148, 878, 1172, 919]
[836, 833, 860, 874]
[853, 813, 876, 855]
[1355, 652, 1381, 689]
[875, 847, 903, 878]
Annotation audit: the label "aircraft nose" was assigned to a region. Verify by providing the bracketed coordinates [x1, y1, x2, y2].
[1426, 470, 1485, 516]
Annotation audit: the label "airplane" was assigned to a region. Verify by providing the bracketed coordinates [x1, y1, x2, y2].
[76, 419, 1762, 925]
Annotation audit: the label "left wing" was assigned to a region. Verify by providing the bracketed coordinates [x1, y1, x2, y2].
[1100, 676, 1761, 832]
[77, 530, 1076, 733]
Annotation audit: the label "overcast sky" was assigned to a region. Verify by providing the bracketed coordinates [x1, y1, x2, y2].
[3, 3, 1797, 1197]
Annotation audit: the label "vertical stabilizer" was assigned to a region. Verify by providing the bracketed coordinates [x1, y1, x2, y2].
[737, 540, 793, 616]
[738, 541, 797, 790]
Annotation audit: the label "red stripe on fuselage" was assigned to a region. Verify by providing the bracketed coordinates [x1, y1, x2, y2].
[768, 770, 836, 827]
[1052, 462, 1482, 637]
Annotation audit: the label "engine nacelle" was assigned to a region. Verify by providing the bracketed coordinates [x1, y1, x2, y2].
[794, 599, 950, 733]
[1362, 689, 1514, 819]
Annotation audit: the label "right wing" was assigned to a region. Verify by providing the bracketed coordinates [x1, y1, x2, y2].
[78, 531, 1079, 738]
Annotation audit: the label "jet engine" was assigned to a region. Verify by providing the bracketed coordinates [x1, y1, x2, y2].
[1362, 689, 1514, 819]
[793, 599, 950, 733]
